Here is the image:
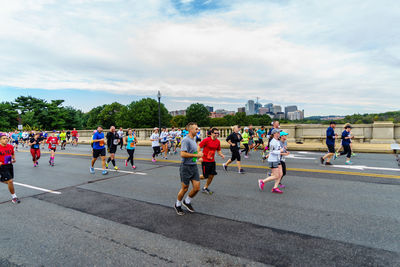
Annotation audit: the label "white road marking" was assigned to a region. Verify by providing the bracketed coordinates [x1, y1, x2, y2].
[14, 182, 62, 194]
[286, 155, 316, 160]
[297, 151, 322, 155]
[94, 168, 147, 175]
[332, 165, 400, 172]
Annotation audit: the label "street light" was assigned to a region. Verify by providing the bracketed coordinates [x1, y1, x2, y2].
[157, 90, 161, 130]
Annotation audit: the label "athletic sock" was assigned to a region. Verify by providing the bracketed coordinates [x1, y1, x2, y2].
[176, 200, 182, 207]
[111, 159, 116, 166]
[185, 196, 192, 204]
[12, 194, 17, 198]
[107, 157, 111, 163]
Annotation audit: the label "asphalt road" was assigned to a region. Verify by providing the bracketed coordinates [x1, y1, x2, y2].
[0, 144, 399, 266]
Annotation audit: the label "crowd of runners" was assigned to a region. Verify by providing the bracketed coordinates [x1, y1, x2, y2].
[0, 121, 357, 214]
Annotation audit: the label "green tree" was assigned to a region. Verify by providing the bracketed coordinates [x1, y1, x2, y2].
[124, 98, 171, 128]
[86, 105, 106, 129]
[210, 117, 228, 127]
[97, 102, 125, 129]
[186, 103, 210, 126]
[170, 115, 187, 127]
[0, 102, 19, 130]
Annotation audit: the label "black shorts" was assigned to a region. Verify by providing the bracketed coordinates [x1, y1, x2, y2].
[202, 162, 217, 178]
[50, 148, 56, 152]
[327, 144, 335, 153]
[93, 148, 106, 158]
[108, 146, 117, 154]
[62, 140, 66, 144]
[256, 139, 264, 145]
[179, 164, 200, 185]
[161, 141, 168, 145]
[12, 140, 19, 145]
[230, 147, 241, 161]
[0, 164, 14, 182]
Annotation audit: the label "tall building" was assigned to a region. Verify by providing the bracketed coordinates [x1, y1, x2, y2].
[274, 112, 285, 120]
[285, 105, 297, 118]
[258, 107, 269, 115]
[237, 107, 245, 113]
[272, 105, 282, 114]
[205, 106, 214, 112]
[264, 103, 273, 109]
[255, 103, 262, 114]
[245, 100, 255, 115]
[287, 110, 305, 120]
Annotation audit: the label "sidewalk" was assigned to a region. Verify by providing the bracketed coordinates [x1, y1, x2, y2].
[76, 138, 394, 154]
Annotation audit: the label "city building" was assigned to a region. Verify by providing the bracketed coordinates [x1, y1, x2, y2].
[287, 110, 305, 120]
[169, 110, 186, 116]
[258, 107, 269, 115]
[237, 107, 245, 113]
[264, 103, 273, 109]
[210, 109, 235, 118]
[245, 100, 255, 115]
[272, 105, 282, 114]
[205, 106, 214, 112]
[285, 105, 298, 118]
[274, 112, 285, 120]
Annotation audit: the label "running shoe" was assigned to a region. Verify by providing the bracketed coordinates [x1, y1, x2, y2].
[90, 167, 95, 174]
[244, 155, 249, 159]
[165, 157, 168, 160]
[325, 162, 332, 166]
[102, 170, 108, 175]
[320, 157, 324, 164]
[258, 179, 265, 191]
[125, 160, 128, 167]
[152, 158, 156, 163]
[352, 153, 357, 157]
[105, 162, 109, 169]
[222, 163, 228, 171]
[114, 166, 119, 170]
[238, 169, 245, 174]
[132, 165, 136, 169]
[174, 204, 185, 216]
[12, 197, 21, 204]
[278, 183, 286, 189]
[49, 160, 52, 166]
[182, 200, 195, 213]
[345, 161, 353, 165]
[271, 187, 283, 194]
[33, 163, 37, 167]
[333, 153, 337, 160]
[202, 187, 213, 195]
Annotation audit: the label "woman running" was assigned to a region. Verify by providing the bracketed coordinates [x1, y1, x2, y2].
[150, 127, 161, 162]
[29, 133, 42, 167]
[125, 129, 137, 169]
[241, 127, 250, 158]
[46, 130, 59, 166]
[160, 127, 169, 159]
[223, 125, 245, 174]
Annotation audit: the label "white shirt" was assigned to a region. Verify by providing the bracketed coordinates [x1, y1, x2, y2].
[117, 130, 124, 138]
[150, 133, 160, 147]
[268, 138, 282, 163]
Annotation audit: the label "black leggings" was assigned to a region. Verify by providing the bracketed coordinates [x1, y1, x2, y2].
[230, 147, 241, 161]
[241, 144, 249, 155]
[152, 146, 161, 158]
[127, 149, 135, 165]
[120, 138, 124, 149]
[280, 161, 286, 182]
[340, 144, 352, 158]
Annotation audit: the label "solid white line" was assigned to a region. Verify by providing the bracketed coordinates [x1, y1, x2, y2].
[94, 168, 147, 175]
[286, 155, 316, 160]
[332, 165, 400, 172]
[297, 151, 322, 155]
[14, 182, 62, 194]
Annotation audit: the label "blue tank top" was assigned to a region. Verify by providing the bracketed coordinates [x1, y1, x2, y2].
[127, 135, 135, 150]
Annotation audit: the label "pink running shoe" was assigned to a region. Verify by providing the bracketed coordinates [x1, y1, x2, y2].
[278, 183, 286, 189]
[152, 158, 156, 163]
[258, 180, 265, 191]
[125, 160, 128, 167]
[271, 187, 283, 194]
[132, 165, 136, 169]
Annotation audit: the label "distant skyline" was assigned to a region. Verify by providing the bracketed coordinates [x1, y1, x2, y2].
[1, 1, 399, 116]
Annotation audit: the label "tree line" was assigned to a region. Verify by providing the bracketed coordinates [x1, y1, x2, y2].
[1, 96, 399, 131]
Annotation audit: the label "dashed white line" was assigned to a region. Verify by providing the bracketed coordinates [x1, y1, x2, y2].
[14, 182, 62, 194]
[94, 168, 147, 175]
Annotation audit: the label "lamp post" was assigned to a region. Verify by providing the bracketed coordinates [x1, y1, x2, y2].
[157, 91, 161, 130]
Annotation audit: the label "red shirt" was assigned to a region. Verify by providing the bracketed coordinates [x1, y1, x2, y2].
[47, 136, 59, 149]
[71, 130, 78, 137]
[199, 137, 221, 162]
[0, 144, 14, 165]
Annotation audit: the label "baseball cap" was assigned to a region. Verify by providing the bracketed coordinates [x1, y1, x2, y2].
[271, 128, 281, 135]
[0, 132, 7, 137]
[154, 127, 159, 130]
[53, 130, 56, 132]
[244, 127, 249, 130]
[280, 131, 289, 136]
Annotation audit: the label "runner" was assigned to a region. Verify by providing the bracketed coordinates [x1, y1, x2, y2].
[174, 122, 203, 215]
[117, 127, 124, 150]
[258, 129, 285, 194]
[90, 126, 108, 175]
[248, 125, 255, 150]
[11, 130, 19, 152]
[320, 121, 338, 166]
[41, 131, 48, 149]
[46, 130, 59, 166]
[59, 130, 67, 150]
[106, 126, 120, 170]
[29, 133, 42, 167]
[160, 127, 169, 159]
[223, 125, 245, 174]
[176, 128, 182, 148]
[278, 131, 290, 188]
[254, 126, 266, 151]
[71, 128, 78, 146]
[182, 128, 188, 139]
[125, 129, 137, 169]
[66, 130, 71, 144]
[22, 130, 29, 147]
[241, 127, 250, 158]
[196, 128, 202, 143]
[198, 127, 224, 195]
[0, 133, 20, 204]
[338, 125, 354, 165]
[169, 127, 178, 154]
[150, 127, 161, 162]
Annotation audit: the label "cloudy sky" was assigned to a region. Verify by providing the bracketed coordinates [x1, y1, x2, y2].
[0, 0, 399, 116]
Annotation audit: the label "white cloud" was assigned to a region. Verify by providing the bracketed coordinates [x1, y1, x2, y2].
[0, 0, 399, 115]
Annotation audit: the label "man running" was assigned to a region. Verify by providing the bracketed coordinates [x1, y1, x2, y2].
[0, 133, 20, 204]
[106, 126, 120, 170]
[320, 121, 338, 166]
[160, 127, 169, 159]
[66, 130, 71, 144]
[90, 126, 108, 175]
[150, 127, 161, 162]
[248, 125, 255, 150]
[169, 127, 178, 154]
[117, 127, 124, 150]
[59, 130, 67, 150]
[71, 128, 78, 146]
[174, 122, 203, 215]
[22, 131, 29, 147]
[254, 126, 266, 151]
[125, 129, 137, 169]
[339, 125, 354, 165]
[223, 125, 245, 174]
[11, 130, 19, 152]
[29, 133, 42, 167]
[198, 127, 224, 195]
[241, 127, 250, 158]
[46, 130, 59, 166]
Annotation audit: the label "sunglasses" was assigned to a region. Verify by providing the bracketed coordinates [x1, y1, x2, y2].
[212, 132, 220, 135]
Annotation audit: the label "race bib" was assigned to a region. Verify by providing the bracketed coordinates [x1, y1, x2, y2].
[207, 151, 214, 160]
[99, 140, 104, 146]
[51, 144, 56, 148]
[4, 156, 12, 164]
[130, 142, 134, 148]
[113, 139, 119, 145]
